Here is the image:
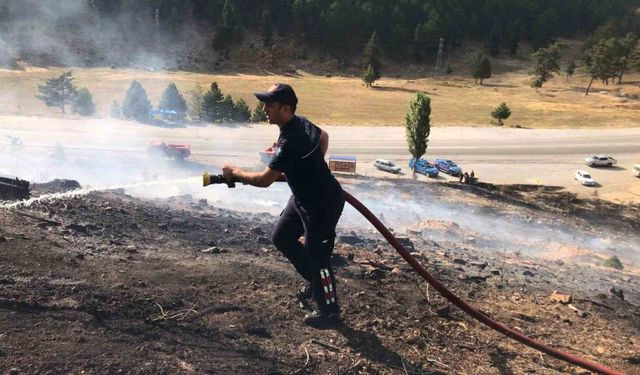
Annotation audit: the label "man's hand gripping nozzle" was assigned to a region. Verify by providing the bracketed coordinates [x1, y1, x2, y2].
[202, 172, 236, 188]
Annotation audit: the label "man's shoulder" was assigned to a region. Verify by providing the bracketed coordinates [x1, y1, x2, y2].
[297, 115, 317, 128]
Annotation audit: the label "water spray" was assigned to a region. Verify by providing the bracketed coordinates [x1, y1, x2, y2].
[203, 172, 624, 375]
[0, 176, 201, 209]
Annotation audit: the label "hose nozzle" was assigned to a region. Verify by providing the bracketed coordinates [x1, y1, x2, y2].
[202, 171, 235, 188]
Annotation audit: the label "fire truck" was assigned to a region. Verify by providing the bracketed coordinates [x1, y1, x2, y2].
[147, 140, 191, 161]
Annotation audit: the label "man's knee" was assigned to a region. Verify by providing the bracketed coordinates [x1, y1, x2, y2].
[272, 230, 297, 252]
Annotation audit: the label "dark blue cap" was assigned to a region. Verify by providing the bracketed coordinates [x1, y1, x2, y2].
[253, 83, 298, 106]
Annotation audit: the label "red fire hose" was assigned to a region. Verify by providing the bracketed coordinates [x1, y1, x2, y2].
[203, 174, 624, 374]
[343, 190, 624, 375]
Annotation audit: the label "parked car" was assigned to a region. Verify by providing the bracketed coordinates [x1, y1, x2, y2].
[575, 170, 596, 186]
[585, 155, 617, 167]
[373, 159, 401, 174]
[434, 159, 462, 176]
[633, 164, 640, 178]
[409, 158, 439, 177]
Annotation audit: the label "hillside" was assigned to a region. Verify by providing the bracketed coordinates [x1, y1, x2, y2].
[1, 178, 639, 374]
[1, 59, 639, 128]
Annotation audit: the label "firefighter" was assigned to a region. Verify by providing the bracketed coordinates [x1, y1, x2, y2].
[222, 83, 344, 326]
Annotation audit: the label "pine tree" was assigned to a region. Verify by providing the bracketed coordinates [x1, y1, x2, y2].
[71, 88, 96, 116]
[36, 71, 77, 114]
[491, 102, 511, 126]
[531, 42, 564, 88]
[220, 94, 235, 121]
[471, 53, 491, 84]
[202, 82, 224, 121]
[221, 0, 236, 28]
[362, 64, 376, 88]
[188, 84, 205, 121]
[260, 10, 273, 47]
[213, 0, 236, 49]
[159, 83, 187, 121]
[565, 61, 576, 80]
[251, 103, 267, 122]
[362, 31, 381, 83]
[233, 98, 251, 122]
[406, 92, 431, 166]
[121, 80, 151, 122]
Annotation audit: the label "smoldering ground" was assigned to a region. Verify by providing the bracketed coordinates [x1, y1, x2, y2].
[3, 134, 638, 279]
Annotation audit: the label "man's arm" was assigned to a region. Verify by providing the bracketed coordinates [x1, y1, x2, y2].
[320, 130, 329, 156]
[222, 165, 283, 187]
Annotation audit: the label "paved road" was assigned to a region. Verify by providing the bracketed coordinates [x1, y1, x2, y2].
[1, 116, 639, 202]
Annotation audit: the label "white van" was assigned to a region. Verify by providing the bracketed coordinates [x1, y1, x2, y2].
[633, 164, 640, 178]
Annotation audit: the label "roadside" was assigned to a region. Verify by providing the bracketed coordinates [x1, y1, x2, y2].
[2, 115, 639, 204]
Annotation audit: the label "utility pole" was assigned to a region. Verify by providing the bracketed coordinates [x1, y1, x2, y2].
[433, 37, 444, 78]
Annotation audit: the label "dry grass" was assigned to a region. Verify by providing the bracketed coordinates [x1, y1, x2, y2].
[0, 66, 638, 127]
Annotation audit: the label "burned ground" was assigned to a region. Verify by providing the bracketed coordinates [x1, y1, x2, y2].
[0, 180, 639, 374]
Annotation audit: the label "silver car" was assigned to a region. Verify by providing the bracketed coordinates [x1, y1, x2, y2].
[585, 155, 617, 167]
[373, 159, 401, 174]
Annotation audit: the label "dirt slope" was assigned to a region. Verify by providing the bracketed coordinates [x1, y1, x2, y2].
[0, 182, 639, 374]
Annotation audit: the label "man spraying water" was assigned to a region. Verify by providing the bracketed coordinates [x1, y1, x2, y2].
[220, 83, 344, 326]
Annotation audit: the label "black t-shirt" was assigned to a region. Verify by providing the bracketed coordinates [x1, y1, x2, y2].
[268, 116, 342, 209]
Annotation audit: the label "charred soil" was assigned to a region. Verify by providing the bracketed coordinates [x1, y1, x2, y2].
[0, 179, 639, 374]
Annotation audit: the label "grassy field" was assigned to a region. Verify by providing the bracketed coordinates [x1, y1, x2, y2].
[0, 65, 638, 128]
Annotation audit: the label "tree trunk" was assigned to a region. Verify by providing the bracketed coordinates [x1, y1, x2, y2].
[480, 78, 483, 85]
[618, 62, 625, 84]
[585, 77, 594, 95]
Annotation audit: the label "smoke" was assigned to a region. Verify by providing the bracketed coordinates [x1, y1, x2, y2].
[123, 172, 640, 271]
[0, 0, 210, 69]
[2, 133, 638, 273]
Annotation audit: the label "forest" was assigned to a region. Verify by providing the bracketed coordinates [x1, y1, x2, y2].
[1, 0, 639, 68]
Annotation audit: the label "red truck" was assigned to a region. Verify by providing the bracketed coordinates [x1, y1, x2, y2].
[148, 140, 191, 160]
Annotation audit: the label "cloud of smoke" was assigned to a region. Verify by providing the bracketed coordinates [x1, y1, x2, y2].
[0, 0, 209, 69]
[2, 131, 638, 272]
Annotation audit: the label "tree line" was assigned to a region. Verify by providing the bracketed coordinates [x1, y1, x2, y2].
[37, 72, 267, 124]
[2, 0, 638, 65]
[89, 0, 638, 55]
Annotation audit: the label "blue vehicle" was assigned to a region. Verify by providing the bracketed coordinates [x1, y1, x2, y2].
[434, 159, 462, 176]
[409, 158, 439, 177]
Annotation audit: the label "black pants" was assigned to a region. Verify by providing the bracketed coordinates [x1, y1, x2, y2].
[272, 194, 345, 312]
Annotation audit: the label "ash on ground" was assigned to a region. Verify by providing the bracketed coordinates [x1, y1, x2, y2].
[0, 177, 638, 374]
